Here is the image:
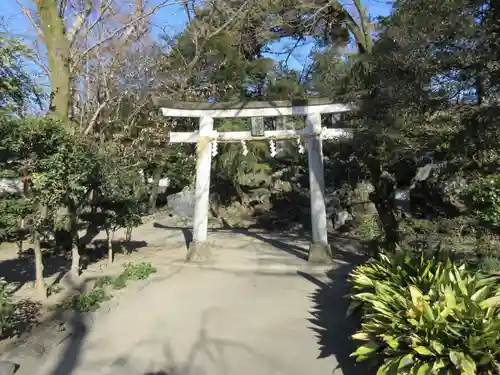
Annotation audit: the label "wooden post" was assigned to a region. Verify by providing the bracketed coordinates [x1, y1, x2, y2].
[186, 116, 214, 261]
[306, 113, 332, 263]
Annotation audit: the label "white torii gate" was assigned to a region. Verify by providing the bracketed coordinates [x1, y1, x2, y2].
[152, 98, 353, 263]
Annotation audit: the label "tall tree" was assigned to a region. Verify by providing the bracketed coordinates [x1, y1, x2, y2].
[16, 0, 176, 122]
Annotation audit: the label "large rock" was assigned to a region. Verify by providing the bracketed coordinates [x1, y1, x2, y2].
[394, 187, 411, 214]
[334, 210, 352, 228]
[166, 186, 196, 218]
[0, 178, 23, 197]
[248, 188, 271, 205]
[157, 177, 171, 194]
[351, 182, 377, 215]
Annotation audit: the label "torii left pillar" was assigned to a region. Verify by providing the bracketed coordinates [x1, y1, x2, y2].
[186, 116, 214, 261]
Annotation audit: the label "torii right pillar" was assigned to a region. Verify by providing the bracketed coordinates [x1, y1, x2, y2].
[306, 112, 333, 263]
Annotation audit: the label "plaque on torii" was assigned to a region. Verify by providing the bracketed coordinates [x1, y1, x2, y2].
[152, 98, 353, 263]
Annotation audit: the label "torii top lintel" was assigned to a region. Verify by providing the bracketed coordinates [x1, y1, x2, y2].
[151, 97, 353, 118]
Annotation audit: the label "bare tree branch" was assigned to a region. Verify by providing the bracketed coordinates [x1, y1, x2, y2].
[79, 0, 114, 43]
[84, 94, 120, 135]
[73, 0, 187, 68]
[15, 0, 44, 40]
[67, 0, 94, 47]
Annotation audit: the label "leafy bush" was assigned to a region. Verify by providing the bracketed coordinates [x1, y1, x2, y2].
[0, 278, 13, 336]
[58, 287, 110, 313]
[470, 175, 500, 229]
[348, 250, 500, 375]
[0, 198, 34, 243]
[479, 256, 500, 275]
[97, 143, 146, 261]
[94, 276, 113, 289]
[93, 263, 156, 291]
[353, 213, 382, 242]
[122, 262, 156, 279]
[112, 262, 156, 289]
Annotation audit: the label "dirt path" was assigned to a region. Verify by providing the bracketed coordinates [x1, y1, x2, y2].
[1, 215, 367, 375]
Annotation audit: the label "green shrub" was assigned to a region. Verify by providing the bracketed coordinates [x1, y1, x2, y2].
[121, 262, 156, 280]
[111, 262, 156, 290]
[58, 288, 110, 313]
[94, 276, 113, 289]
[470, 175, 500, 229]
[479, 256, 500, 275]
[348, 250, 500, 375]
[0, 278, 13, 336]
[353, 213, 382, 242]
[0, 198, 34, 243]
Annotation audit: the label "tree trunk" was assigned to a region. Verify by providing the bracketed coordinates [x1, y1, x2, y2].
[209, 193, 221, 218]
[148, 166, 163, 213]
[352, 0, 373, 54]
[17, 218, 25, 257]
[34, 205, 48, 300]
[69, 202, 80, 277]
[34, 230, 46, 300]
[54, 206, 72, 252]
[107, 229, 113, 267]
[233, 179, 249, 207]
[476, 75, 484, 105]
[36, 0, 71, 121]
[368, 165, 400, 252]
[373, 196, 399, 251]
[125, 227, 132, 242]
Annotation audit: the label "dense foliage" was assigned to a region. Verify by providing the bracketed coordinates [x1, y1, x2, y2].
[0, 33, 40, 113]
[349, 250, 500, 375]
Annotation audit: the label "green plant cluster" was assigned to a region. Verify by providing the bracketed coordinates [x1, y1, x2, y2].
[111, 262, 157, 290]
[97, 144, 146, 238]
[470, 175, 500, 229]
[59, 287, 110, 313]
[353, 213, 383, 242]
[94, 263, 156, 295]
[58, 262, 156, 313]
[0, 198, 34, 243]
[0, 278, 13, 336]
[348, 250, 500, 375]
[0, 33, 41, 112]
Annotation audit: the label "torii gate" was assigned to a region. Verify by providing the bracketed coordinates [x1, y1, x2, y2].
[152, 98, 353, 263]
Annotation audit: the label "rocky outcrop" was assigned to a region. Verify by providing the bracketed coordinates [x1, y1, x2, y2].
[0, 179, 23, 197]
[166, 186, 196, 218]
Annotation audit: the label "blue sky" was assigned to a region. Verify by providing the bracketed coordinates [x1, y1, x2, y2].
[1, 0, 394, 74]
[148, 0, 394, 70]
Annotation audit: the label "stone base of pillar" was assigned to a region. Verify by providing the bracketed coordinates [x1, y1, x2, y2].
[308, 242, 333, 264]
[186, 241, 212, 262]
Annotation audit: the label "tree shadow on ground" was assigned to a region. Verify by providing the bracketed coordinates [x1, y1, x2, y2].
[2, 277, 98, 375]
[298, 248, 376, 375]
[46, 277, 95, 375]
[108, 308, 292, 375]
[79, 239, 148, 271]
[0, 251, 70, 294]
[153, 222, 193, 249]
[153, 221, 367, 263]
[152, 222, 309, 260]
[0, 239, 148, 295]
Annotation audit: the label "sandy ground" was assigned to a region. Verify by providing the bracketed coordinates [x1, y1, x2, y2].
[0, 213, 369, 375]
